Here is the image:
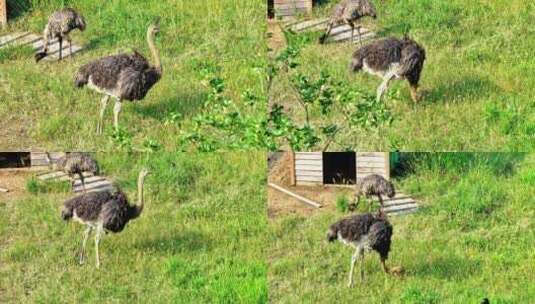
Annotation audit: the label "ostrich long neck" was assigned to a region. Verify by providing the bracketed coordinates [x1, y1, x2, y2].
[147, 29, 161, 73]
[136, 172, 146, 214]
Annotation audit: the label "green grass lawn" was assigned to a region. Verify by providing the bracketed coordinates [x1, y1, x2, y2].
[270, 0, 534, 151]
[268, 153, 535, 303]
[0, 152, 267, 303]
[0, 0, 266, 151]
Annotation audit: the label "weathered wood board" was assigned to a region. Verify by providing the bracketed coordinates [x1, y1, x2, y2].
[285, 18, 376, 44]
[0, 31, 83, 61]
[371, 192, 419, 216]
[37, 169, 115, 194]
[0, 0, 6, 27]
[274, 0, 312, 18]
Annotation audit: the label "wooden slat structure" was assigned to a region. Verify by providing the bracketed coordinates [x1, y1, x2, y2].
[285, 18, 376, 44]
[294, 152, 389, 186]
[0, 31, 83, 61]
[0, 0, 7, 27]
[274, 0, 312, 18]
[30, 152, 66, 168]
[37, 170, 114, 194]
[372, 192, 419, 216]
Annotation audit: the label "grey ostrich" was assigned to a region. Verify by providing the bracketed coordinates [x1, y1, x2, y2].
[350, 174, 395, 216]
[45, 152, 99, 193]
[74, 20, 162, 134]
[327, 213, 392, 287]
[35, 8, 86, 62]
[349, 35, 426, 102]
[61, 168, 149, 268]
[319, 0, 377, 45]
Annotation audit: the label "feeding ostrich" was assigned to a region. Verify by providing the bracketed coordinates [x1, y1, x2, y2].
[61, 168, 149, 268]
[35, 8, 86, 62]
[328, 213, 393, 287]
[45, 152, 99, 193]
[74, 19, 162, 134]
[319, 0, 377, 45]
[349, 35, 426, 103]
[350, 174, 395, 216]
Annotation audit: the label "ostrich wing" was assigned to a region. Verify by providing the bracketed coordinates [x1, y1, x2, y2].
[117, 67, 161, 101]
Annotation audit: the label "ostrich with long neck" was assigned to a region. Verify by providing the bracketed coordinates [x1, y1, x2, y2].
[74, 20, 163, 134]
[61, 169, 150, 268]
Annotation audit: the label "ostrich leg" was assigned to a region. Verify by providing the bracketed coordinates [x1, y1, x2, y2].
[78, 172, 86, 193]
[97, 95, 110, 134]
[380, 257, 389, 274]
[377, 72, 396, 102]
[58, 36, 63, 61]
[79, 226, 92, 264]
[359, 250, 365, 282]
[357, 26, 362, 46]
[65, 34, 73, 59]
[377, 194, 385, 217]
[94, 224, 103, 269]
[348, 248, 358, 288]
[320, 24, 333, 44]
[113, 99, 122, 131]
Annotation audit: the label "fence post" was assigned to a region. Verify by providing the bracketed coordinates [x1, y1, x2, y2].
[0, 0, 7, 28]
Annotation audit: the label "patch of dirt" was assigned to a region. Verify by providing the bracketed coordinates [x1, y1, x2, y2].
[267, 20, 287, 57]
[268, 152, 354, 219]
[0, 169, 34, 201]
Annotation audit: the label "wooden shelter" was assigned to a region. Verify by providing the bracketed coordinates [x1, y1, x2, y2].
[270, 0, 313, 19]
[290, 152, 390, 186]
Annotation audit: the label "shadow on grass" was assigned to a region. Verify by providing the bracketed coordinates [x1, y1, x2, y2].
[410, 255, 481, 280]
[133, 92, 206, 122]
[135, 230, 212, 254]
[424, 76, 500, 104]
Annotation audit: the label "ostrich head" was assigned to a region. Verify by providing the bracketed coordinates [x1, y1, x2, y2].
[327, 225, 339, 242]
[75, 13, 87, 31]
[384, 180, 396, 198]
[129, 168, 150, 219]
[360, 0, 377, 19]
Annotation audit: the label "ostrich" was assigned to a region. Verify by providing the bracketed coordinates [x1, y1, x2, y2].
[74, 19, 162, 134]
[319, 0, 377, 45]
[349, 35, 426, 103]
[61, 168, 149, 268]
[45, 152, 99, 193]
[35, 8, 86, 62]
[328, 213, 393, 287]
[350, 174, 395, 217]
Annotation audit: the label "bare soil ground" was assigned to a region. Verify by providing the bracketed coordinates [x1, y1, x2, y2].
[0, 169, 34, 201]
[267, 20, 286, 57]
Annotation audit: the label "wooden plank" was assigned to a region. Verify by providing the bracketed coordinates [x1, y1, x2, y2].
[37, 171, 68, 180]
[357, 152, 386, 157]
[295, 152, 322, 160]
[0, 0, 6, 27]
[287, 18, 329, 32]
[0, 187, 8, 193]
[356, 162, 387, 168]
[295, 170, 323, 177]
[73, 180, 112, 192]
[72, 176, 106, 186]
[295, 159, 322, 166]
[74, 185, 114, 193]
[295, 164, 323, 171]
[382, 198, 416, 207]
[384, 203, 418, 213]
[269, 182, 321, 208]
[0, 32, 30, 47]
[296, 175, 323, 182]
[295, 181, 322, 186]
[357, 156, 387, 163]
